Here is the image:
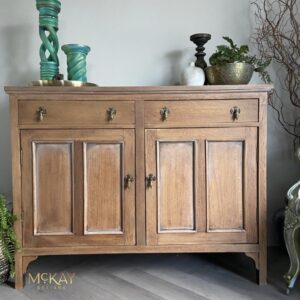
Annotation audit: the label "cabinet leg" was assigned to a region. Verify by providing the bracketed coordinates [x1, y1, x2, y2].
[14, 255, 38, 289]
[22, 256, 38, 275]
[258, 250, 267, 285]
[245, 251, 267, 285]
[14, 252, 23, 289]
[284, 225, 300, 291]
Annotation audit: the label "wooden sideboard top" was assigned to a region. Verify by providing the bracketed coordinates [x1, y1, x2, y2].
[5, 84, 273, 95]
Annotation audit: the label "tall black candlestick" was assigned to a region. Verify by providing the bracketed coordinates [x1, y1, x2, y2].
[190, 33, 211, 70]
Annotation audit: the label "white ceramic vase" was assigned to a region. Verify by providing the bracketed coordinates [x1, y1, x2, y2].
[181, 62, 205, 86]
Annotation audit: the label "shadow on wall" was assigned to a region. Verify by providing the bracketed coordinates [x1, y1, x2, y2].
[0, 25, 38, 203]
[1, 25, 39, 84]
[164, 50, 184, 85]
[163, 47, 205, 85]
[163, 48, 195, 86]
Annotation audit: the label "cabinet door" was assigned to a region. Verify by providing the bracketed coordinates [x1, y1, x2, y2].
[21, 129, 135, 247]
[146, 128, 257, 245]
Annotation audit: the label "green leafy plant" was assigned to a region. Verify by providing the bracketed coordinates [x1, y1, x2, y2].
[0, 194, 19, 278]
[209, 36, 271, 83]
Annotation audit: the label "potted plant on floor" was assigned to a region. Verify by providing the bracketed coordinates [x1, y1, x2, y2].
[205, 36, 271, 85]
[0, 194, 18, 283]
[252, 0, 300, 294]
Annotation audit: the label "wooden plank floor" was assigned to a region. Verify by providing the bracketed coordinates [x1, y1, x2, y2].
[0, 248, 299, 299]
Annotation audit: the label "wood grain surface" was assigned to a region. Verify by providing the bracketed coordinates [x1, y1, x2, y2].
[6, 85, 271, 288]
[84, 142, 123, 234]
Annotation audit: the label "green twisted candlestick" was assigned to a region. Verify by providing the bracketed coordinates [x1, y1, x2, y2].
[62, 44, 91, 82]
[36, 0, 61, 80]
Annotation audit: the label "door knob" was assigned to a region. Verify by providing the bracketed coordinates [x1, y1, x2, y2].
[146, 174, 156, 188]
[124, 174, 135, 189]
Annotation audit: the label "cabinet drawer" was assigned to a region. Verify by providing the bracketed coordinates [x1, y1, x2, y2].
[18, 100, 135, 126]
[145, 100, 259, 126]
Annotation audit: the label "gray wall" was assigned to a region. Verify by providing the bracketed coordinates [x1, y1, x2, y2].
[0, 0, 297, 245]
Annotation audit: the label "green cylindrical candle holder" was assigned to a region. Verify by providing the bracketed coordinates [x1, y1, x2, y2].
[62, 44, 91, 82]
[36, 0, 61, 80]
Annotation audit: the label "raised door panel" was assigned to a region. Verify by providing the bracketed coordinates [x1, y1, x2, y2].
[79, 129, 135, 246]
[207, 141, 244, 232]
[205, 129, 258, 244]
[158, 141, 196, 232]
[146, 128, 257, 245]
[146, 129, 205, 245]
[84, 143, 123, 234]
[21, 131, 76, 247]
[206, 128, 257, 243]
[33, 142, 73, 235]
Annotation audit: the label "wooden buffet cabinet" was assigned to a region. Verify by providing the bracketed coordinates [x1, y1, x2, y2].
[5, 85, 272, 289]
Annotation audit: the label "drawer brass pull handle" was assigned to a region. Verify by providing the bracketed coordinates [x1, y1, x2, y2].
[37, 107, 47, 121]
[124, 174, 135, 189]
[146, 174, 156, 188]
[160, 107, 170, 121]
[230, 106, 241, 121]
[107, 107, 117, 121]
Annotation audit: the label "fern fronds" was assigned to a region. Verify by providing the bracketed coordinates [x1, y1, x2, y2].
[0, 194, 19, 278]
[209, 36, 271, 82]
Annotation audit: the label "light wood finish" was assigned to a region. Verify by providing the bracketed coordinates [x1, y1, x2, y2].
[21, 244, 259, 256]
[135, 100, 146, 245]
[145, 100, 258, 127]
[207, 141, 244, 232]
[20, 129, 135, 248]
[245, 252, 260, 270]
[146, 128, 257, 245]
[84, 143, 123, 234]
[9, 95, 24, 289]
[22, 256, 38, 274]
[33, 142, 74, 235]
[258, 94, 268, 285]
[18, 100, 135, 126]
[5, 84, 273, 94]
[6, 85, 272, 289]
[159, 141, 195, 232]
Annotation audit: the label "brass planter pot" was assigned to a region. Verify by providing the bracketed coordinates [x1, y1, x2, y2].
[205, 63, 254, 85]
